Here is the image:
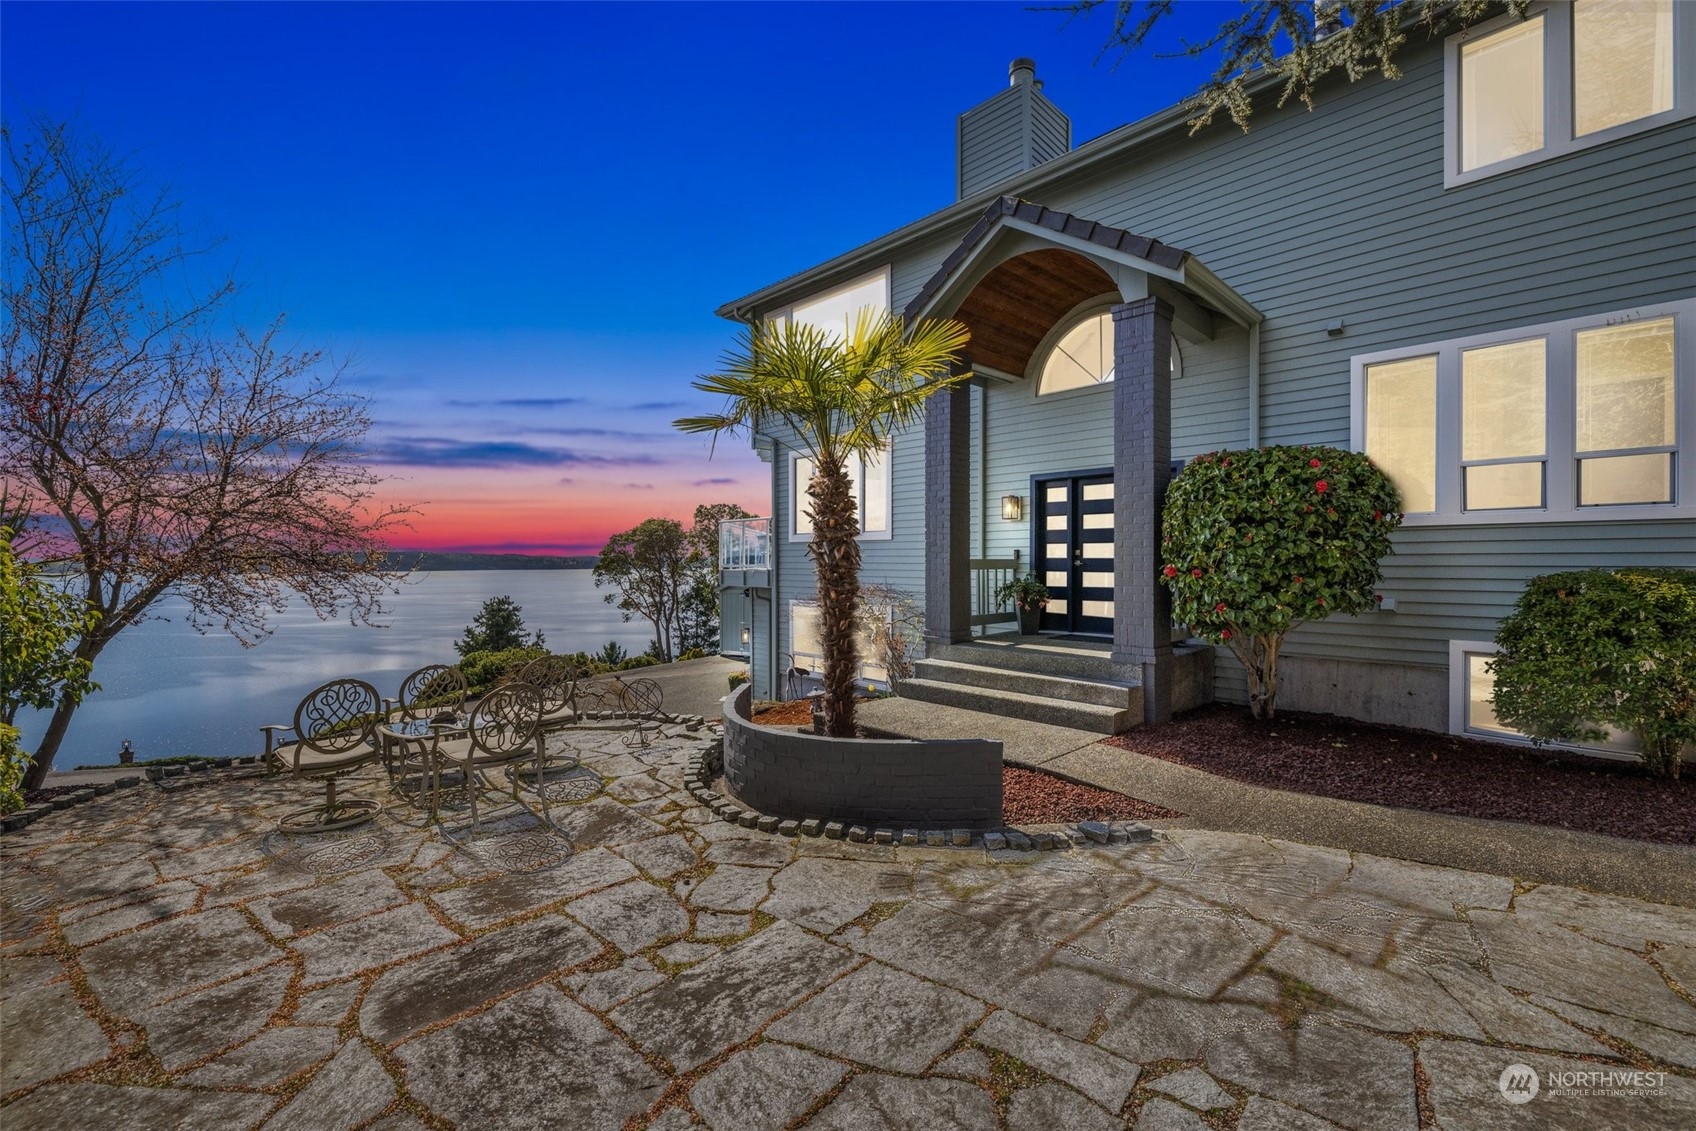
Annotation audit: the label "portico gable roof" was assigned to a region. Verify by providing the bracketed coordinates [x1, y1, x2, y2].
[904, 196, 1261, 337]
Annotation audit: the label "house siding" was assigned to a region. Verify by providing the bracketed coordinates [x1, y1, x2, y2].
[743, 32, 1695, 720]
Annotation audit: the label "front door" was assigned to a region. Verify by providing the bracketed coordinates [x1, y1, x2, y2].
[1033, 472, 1115, 635]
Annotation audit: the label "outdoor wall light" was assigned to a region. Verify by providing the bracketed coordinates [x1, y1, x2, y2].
[739, 624, 751, 646]
[1001, 494, 1024, 521]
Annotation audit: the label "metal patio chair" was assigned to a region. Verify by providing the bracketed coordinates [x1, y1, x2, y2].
[424, 682, 552, 830]
[383, 663, 470, 776]
[515, 654, 582, 731]
[261, 678, 385, 833]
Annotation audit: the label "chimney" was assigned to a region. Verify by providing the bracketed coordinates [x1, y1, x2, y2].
[957, 58, 1072, 200]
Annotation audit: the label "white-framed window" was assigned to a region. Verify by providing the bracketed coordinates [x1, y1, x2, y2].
[789, 600, 891, 686]
[789, 447, 892, 541]
[1448, 639, 1639, 760]
[1445, 1, 1692, 187]
[1351, 300, 1691, 525]
[766, 266, 891, 340]
[1035, 309, 1183, 396]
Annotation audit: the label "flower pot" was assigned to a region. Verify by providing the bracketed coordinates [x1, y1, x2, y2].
[1017, 605, 1043, 636]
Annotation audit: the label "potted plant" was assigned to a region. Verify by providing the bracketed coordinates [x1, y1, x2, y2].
[995, 574, 1050, 636]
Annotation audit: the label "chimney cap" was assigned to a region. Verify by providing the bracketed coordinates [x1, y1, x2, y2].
[1009, 58, 1036, 85]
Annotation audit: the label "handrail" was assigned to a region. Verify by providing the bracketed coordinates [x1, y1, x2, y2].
[968, 549, 1022, 635]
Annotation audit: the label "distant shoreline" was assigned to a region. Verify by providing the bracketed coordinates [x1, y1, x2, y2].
[382, 551, 597, 571]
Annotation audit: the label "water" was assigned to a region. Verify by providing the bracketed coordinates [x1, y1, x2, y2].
[15, 571, 654, 768]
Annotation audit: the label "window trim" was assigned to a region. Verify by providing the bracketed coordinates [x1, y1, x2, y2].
[787, 447, 894, 543]
[1447, 639, 1640, 762]
[1350, 300, 1693, 527]
[765, 265, 892, 332]
[1444, 1, 1696, 189]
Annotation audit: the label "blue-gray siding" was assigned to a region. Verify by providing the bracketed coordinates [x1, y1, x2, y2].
[751, 32, 1696, 708]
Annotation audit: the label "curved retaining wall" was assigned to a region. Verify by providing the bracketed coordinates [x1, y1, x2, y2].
[721, 685, 1003, 829]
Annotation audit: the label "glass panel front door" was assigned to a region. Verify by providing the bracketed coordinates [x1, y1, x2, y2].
[1034, 473, 1114, 635]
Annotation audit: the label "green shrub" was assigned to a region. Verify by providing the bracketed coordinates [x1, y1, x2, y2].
[616, 654, 661, 671]
[728, 671, 750, 690]
[677, 647, 709, 661]
[1492, 568, 1696, 779]
[456, 646, 547, 695]
[1160, 445, 1402, 719]
[1, 723, 27, 814]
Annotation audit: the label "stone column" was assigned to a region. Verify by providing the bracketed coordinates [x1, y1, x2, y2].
[1111, 297, 1175, 723]
[924, 376, 973, 654]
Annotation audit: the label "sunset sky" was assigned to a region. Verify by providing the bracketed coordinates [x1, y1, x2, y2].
[4, 2, 1223, 554]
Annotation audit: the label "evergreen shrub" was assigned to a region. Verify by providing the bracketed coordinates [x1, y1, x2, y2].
[1492, 568, 1696, 779]
[1160, 444, 1402, 718]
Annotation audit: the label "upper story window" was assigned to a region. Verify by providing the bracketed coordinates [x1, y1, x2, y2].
[790, 447, 891, 541]
[1036, 310, 1182, 395]
[1447, 1, 1691, 186]
[1352, 300, 1690, 525]
[767, 267, 891, 340]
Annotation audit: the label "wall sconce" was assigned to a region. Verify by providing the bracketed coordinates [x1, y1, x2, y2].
[739, 624, 751, 646]
[1000, 495, 1024, 521]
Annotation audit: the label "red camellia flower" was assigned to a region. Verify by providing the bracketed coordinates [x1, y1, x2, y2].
[1220, 629, 1232, 640]
[1373, 510, 1383, 521]
[1315, 480, 1328, 493]
[1215, 602, 1227, 613]
[1293, 575, 1303, 584]
[1317, 597, 1326, 606]
[1191, 568, 1203, 578]
[1163, 565, 1178, 578]
[1309, 458, 1321, 468]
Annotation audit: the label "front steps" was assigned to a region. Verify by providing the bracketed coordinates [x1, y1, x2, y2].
[898, 639, 1142, 734]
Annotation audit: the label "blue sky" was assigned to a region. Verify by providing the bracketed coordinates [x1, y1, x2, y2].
[3, 0, 1226, 553]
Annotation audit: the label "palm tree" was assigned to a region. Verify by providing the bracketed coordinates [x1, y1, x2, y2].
[676, 311, 969, 736]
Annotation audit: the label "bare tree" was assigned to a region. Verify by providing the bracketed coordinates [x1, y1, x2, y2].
[2, 118, 414, 787]
[1052, 1, 1523, 132]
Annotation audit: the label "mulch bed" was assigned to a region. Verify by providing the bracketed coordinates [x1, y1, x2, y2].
[750, 699, 820, 727]
[1105, 704, 1695, 846]
[1002, 765, 1182, 825]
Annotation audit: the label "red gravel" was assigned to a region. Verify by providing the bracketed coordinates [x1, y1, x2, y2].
[1106, 704, 1695, 846]
[1002, 765, 1182, 826]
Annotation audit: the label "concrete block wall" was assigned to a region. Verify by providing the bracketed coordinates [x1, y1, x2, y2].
[721, 686, 1003, 828]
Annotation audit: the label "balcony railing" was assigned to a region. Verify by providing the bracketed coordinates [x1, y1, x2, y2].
[719, 517, 771, 571]
[969, 549, 1022, 635]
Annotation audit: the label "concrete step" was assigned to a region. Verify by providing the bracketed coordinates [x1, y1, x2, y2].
[912, 658, 1136, 709]
[896, 678, 1138, 734]
[938, 639, 1127, 683]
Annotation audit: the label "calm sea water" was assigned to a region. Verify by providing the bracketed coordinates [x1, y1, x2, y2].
[15, 570, 654, 768]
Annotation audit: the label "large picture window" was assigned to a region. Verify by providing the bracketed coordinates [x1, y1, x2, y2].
[1352, 301, 1691, 524]
[789, 447, 891, 541]
[1446, 1, 1690, 186]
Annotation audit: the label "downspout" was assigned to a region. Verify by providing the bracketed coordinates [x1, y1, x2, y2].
[1247, 321, 1262, 448]
[767, 431, 781, 699]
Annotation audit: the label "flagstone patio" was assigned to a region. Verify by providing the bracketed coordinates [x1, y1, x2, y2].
[3, 720, 1694, 1129]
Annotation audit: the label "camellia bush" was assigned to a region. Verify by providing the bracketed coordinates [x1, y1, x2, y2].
[1491, 568, 1696, 779]
[1160, 445, 1402, 719]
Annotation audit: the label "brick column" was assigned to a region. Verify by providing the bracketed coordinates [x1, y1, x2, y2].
[924, 378, 973, 653]
[1111, 297, 1175, 723]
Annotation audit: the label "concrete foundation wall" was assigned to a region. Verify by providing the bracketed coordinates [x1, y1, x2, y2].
[721, 686, 1004, 828]
[1212, 652, 1448, 732]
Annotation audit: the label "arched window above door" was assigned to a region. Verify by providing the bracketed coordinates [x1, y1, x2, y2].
[1036, 310, 1182, 395]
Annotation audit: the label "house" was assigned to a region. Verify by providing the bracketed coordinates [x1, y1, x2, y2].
[714, 3, 1695, 748]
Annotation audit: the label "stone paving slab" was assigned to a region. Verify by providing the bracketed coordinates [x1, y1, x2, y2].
[4, 720, 1694, 1130]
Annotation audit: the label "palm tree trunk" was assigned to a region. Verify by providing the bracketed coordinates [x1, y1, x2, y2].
[808, 452, 861, 737]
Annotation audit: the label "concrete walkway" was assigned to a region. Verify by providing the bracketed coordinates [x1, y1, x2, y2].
[861, 698, 1696, 908]
[4, 717, 1694, 1129]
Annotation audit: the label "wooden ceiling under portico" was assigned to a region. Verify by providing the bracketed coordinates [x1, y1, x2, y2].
[904, 196, 1209, 381]
[950, 248, 1116, 378]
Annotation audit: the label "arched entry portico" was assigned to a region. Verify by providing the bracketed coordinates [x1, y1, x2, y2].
[909, 197, 1260, 724]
